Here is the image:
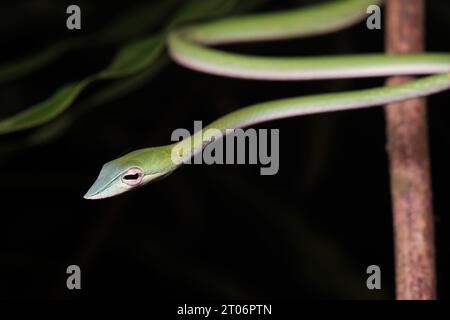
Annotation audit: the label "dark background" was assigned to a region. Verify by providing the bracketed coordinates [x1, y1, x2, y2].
[0, 0, 449, 299]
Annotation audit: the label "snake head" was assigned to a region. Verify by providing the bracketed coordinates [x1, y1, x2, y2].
[84, 145, 178, 200]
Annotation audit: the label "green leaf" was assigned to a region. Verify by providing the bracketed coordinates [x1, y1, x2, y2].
[0, 0, 180, 83]
[101, 35, 166, 78]
[0, 79, 92, 134]
[27, 57, 170, 146]
[0, 0, 254, 135]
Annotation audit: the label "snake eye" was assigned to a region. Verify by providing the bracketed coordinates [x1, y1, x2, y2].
[121, 167, 143, 186]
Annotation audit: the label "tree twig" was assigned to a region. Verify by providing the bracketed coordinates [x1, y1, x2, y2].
[385, 0, 436, 300]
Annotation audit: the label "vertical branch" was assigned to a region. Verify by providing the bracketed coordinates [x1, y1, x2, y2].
[385, 0, 436, 299]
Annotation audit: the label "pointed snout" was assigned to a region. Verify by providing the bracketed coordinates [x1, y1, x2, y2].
[83, 188, 103, 200]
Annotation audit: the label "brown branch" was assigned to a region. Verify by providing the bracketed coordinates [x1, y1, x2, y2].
[384, 0, 436, 299]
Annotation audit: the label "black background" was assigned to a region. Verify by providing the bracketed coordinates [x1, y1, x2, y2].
[1, 0, 449, 299]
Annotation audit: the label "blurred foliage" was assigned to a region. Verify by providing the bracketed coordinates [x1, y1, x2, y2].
[0, 0, 265, 135]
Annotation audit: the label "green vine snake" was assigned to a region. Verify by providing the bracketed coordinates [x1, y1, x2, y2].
[84, 0, 450, 200]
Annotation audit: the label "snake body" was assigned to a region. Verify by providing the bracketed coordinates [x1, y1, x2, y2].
[85, 0, 450, 199]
